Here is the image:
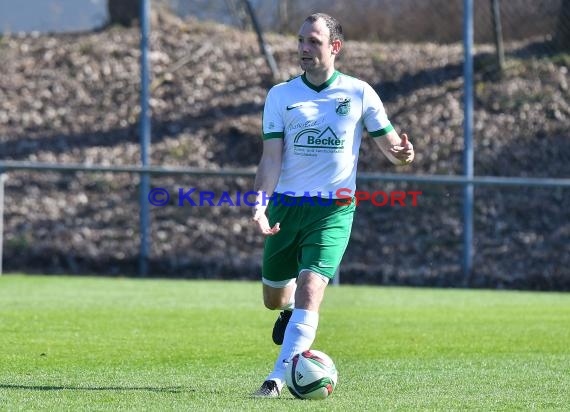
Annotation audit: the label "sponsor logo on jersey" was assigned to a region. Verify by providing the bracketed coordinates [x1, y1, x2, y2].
[293, 127, 345, 156]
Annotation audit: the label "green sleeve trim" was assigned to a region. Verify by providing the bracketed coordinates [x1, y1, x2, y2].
[263, 132, 284, 140]
[369, 124, 394, 137]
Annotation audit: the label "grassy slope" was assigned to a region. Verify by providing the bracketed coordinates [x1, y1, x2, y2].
[0, 275, 568, 411]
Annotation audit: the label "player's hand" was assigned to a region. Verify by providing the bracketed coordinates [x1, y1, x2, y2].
[252, 206, 280, 236]
[390, 133, 414, 164]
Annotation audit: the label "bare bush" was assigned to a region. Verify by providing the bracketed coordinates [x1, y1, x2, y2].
[260, 0, 563, 43]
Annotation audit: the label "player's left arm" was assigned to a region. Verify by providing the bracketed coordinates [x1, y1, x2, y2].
[373, 129, 414, 165]
[361, 83, 414, 166]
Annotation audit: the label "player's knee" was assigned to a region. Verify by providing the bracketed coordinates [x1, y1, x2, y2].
[295, 271, 329, 311]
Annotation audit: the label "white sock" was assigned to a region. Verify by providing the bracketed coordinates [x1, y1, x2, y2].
[266, 309, 319, 386]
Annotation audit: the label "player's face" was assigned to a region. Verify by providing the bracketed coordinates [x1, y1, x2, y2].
[297, 19, 340, 75]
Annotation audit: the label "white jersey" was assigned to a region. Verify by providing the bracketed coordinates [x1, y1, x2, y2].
[262, 71, 394, 198]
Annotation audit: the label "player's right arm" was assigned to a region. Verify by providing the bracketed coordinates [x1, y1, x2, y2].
[252, 137, 283, 235]
[252, 86, 285, 235]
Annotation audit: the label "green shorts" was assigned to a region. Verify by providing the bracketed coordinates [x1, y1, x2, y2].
[262, 193, 356, 285]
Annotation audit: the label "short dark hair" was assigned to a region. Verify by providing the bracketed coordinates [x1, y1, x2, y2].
[305, 13, 344, 44]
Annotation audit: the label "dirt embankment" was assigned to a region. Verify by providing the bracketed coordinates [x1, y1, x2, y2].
[1, 13, 569, 289]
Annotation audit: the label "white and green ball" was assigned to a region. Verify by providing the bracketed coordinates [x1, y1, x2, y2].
[285, 350, 338, 400]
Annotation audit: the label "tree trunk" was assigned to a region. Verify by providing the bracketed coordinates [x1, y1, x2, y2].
[556, 0, 570, 50]
[277, 0, 289, 34]
[490, 0, 505, 72]
[108, 0, 140, 27]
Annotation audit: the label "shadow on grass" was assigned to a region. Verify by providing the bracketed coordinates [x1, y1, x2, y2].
[0, 384, 191, 393]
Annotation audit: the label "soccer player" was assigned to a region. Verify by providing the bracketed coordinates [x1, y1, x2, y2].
[251, 13, 414, 397]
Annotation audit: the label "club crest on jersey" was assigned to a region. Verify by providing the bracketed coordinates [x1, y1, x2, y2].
[336, 97, 351, 116]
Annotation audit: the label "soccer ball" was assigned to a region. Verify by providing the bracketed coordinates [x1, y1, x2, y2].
[285, 349, 338, 400]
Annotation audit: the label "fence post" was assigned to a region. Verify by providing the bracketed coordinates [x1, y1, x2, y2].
[0, 172, 5, 276]
[463, 0, 474, 286]
[139, 0, 151, 277]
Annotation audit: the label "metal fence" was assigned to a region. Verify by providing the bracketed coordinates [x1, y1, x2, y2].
[2, 162, 569, 282]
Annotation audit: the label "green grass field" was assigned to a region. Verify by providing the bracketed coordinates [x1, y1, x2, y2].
[0, 274, 568, 411]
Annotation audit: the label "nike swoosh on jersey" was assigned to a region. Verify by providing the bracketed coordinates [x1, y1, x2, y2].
[286, 104, 303, 111]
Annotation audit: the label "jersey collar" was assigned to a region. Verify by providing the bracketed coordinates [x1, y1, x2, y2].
[301, 71, 339, 92]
